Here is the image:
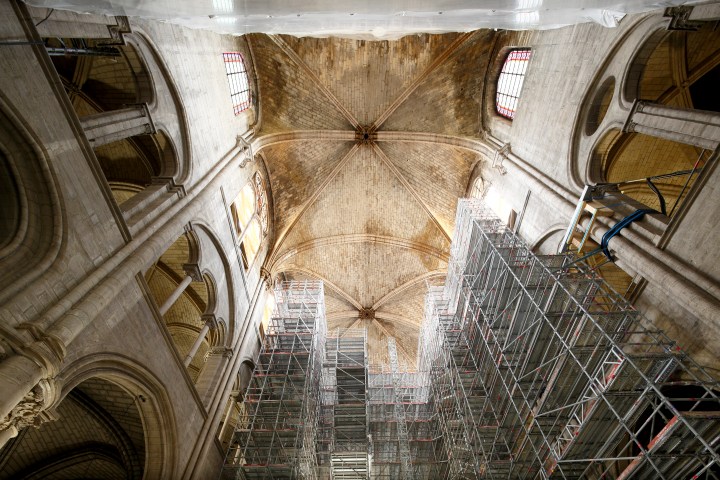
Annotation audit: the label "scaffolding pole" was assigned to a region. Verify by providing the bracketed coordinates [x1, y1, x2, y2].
[388, 338, 413, 479]
[425, 198, 720, 479]
[322, 328, 369, 479]
[221, 281, 327, 480]
[221, 200, 720, 480]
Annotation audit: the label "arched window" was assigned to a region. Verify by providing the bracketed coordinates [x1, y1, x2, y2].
[222, 52, 251, 115]
[231, 182, 255, 234]
[259, 289, 276, 339]
[470, 176, 485, 199]
[496, 48, 532, 120]
[241, 218, 262, 267]
[231, 172, 268, 269]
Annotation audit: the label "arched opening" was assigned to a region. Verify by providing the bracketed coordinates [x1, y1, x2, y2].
[145, 233, 214, 381]
[231, 173, 269, 271]
[605, 132, 709, 216]
[633, 25, 720, 111]
[46, 39, 151, 113]
[0, 153, 20, 251]
[222, 52, 252, 115]
[470, 176, 485, 199]
[0, 100, 61, 300]
[495, 48, 532, 120]
[46, 39, 179, 212]
[593, 127, 710, 218]
[612, 24, 720, 217]
[0, 377, 145, 479]
[585, 77, 615, 136]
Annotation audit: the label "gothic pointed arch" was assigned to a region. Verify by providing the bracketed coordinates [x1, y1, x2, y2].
[0, 95, 63, 304]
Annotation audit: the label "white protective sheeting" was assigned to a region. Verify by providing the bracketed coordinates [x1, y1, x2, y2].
[26, 0, 693, 38]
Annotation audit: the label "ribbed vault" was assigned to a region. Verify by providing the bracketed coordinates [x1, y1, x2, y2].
[255, 32, 492, 364]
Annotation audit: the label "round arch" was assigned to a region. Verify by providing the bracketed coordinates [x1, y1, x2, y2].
[55, 354, 178, 479]
[569, 14, 670, 188]
[191, 222, 238, 347]
[124, 30, 192, 185]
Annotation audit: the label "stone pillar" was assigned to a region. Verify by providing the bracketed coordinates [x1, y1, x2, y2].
[0, 380, 56, 449]
[218, 390, 239, 446]
[195, 346, 233, 407]
[159, 262, 202, 316]
[159, 275, 192, 316]
[0, 134, 252, 430]
[623, 100, 720, 151]
[183, 314, 217, 367]
[80, 104, 155, 148]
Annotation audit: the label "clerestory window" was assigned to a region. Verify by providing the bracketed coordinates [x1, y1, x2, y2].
[230, 172, 268, 269]
[223, 52, 251, 115]
[496, 48, 532, 120]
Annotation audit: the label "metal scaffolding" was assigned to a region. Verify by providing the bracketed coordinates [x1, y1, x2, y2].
[366, 340, 447, 479]
[320, 328, 370, 479]
[222, 281, 327, 480]
[222, 200, 719, 479]
[422, 198, 720, 479]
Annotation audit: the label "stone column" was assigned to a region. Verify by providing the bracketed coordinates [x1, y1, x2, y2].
[80, 104, 155, 148]
[183, 314, 217, 367]
[195, 346, 233, 407]
[159, 275, 192, 316]
[159, 263, 202, 316]
[218, 390, 239, 446]
[623, 100, 720, 151]
[0, 134, 252, 426]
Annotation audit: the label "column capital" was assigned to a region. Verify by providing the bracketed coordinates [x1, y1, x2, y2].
[0, 379, 58, 434]
[237, 133, 255, 168]
[128, 103, 157, 135]
[260, 268, 273, 286]
[202, 313, 219, 330]
[182, 263, 203, 282]
[492, 143, 510, 175]
[209, 346, 234, 358]
[151, 176, 186, 198]
[622, 99, 646, 133]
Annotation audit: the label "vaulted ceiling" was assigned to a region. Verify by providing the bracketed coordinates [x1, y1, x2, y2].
[253, 32, 493, 365]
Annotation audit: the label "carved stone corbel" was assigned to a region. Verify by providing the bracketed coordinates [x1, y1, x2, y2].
[202, 313, 219, 331]
[664, 6, 702, 31]
[492, 143, 510, 175]
[237, 134, 254, 168]
[100, 16, 132, 46]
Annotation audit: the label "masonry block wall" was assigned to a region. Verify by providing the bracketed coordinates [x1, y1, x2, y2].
[1, 1, 719, 478]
